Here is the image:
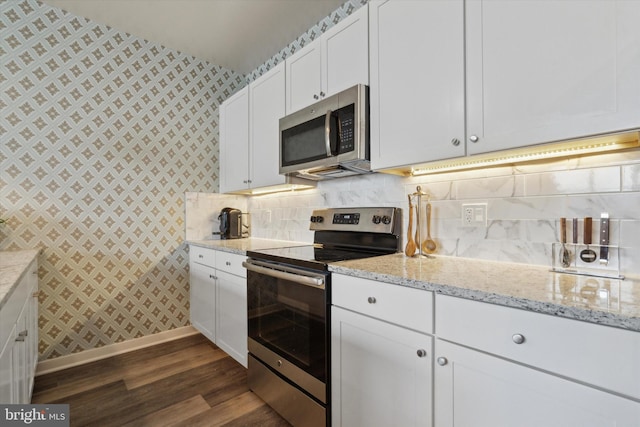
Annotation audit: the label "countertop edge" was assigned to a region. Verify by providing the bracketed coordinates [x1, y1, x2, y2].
[186, 238, 309, 256]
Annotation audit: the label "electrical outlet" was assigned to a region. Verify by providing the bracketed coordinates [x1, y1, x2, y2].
[462, 203, 487, 227]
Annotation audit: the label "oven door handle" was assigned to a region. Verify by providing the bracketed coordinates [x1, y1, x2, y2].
[242, 260, 325, 289]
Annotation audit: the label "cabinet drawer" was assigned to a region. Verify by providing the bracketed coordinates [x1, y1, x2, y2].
[332, 274, 433, 334]
[189, 245, 216, 267]
[215, 251, 246, 278]
[436, 294, 640, 401]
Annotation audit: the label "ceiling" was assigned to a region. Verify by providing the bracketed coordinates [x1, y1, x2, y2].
[41, 0, 346, 75]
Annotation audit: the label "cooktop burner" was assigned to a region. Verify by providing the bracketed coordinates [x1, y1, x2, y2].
[247, 207, 402, 271]
[246, 244, 391, 269]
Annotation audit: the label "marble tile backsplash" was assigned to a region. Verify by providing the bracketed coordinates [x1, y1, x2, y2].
[187, 150, 640, 277]
[185, 192, 248, 241]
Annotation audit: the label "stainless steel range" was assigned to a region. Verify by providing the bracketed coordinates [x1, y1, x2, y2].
[243, 207, 401, 427]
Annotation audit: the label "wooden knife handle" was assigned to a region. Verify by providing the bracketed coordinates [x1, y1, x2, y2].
[584, 217, 592, 245]
[560, 218, 567, 244]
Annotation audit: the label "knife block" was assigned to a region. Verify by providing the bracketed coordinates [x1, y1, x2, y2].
[551, 242, 623, 280]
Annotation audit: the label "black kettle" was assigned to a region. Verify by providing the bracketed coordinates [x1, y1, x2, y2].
[218, 207, 242, 239]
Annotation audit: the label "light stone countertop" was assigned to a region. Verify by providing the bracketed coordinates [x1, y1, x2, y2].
[330, 253, 640, 332]
[187, 237, 309, 256]
[0, 249, 41, 310]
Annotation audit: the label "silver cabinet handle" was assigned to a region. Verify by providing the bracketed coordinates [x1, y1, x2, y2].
[451, 138, 460, 147]
[416, 349, 427, 358]
[208, 274, 216, 280]
[18, 330, 28, 337]
[512, 334, 526, 344]
[15, 336, 25, 342]
[469, 135, 479, 143]
[367, 296, 376, 304]
[437, 357, 448, 366]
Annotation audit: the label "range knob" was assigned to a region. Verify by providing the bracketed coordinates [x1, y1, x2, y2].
[315, 215, 324, 223]
[310, 216, 317, 223]
[372, 215, 381, 224]
[382, 215, 392, 225]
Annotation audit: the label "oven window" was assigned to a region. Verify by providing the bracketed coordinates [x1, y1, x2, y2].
[247, 270, 327, 382]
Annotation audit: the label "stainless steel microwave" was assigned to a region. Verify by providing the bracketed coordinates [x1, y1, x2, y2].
[279, 84, 370, 180]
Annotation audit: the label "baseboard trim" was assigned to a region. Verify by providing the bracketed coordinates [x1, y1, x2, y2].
[35, 326, 200, 376]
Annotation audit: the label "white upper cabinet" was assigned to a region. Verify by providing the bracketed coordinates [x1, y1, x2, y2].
[369, 0, 640, 171]
[219, 63, 286, 193]
[285, 41, 322, 114]
[369, 0, 465, 171]
[219, 87, 249, 193]
[286, 5, 369, 114]
[466, 0, 640, 155]
[250, 62, 286, 188]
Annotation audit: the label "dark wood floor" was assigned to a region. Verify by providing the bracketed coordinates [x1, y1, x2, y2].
[32, 334, 291, 427]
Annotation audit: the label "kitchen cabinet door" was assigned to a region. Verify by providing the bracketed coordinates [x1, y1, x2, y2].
[250, 62, 286, 189]
[369, 0, 465, 171]
[215, 270, 247, 368]
[189, 261, 217, 343]
[0, 325, 16, 403]
[466, 0, 640, 156]
[286, 5, 369, 114]
[434, 340, 640, 427]
[219, 87, 249, 193]
[331, 306, 432, 427]
[24, 263, 38, 399]
[286, 40, 322, 114]
[13, 303, 28, 404]
[322, 4, 368, 99]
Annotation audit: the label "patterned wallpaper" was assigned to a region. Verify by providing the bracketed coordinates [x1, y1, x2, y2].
[247, 0, 368, 82]
[0, 0, 243, 359]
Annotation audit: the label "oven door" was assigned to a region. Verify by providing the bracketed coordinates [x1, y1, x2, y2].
[243, 259, 329, 403]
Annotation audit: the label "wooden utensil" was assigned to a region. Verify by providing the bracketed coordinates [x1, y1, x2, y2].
[580, 217, 596, 263]
[414, 204, 420, 254]
[560, 218, 571, 268]
[422, 202, 437, 254]
[404, 196, 417, 257]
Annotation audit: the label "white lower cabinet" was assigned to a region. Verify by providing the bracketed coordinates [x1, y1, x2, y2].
[332, 306, 433, 427]
[434, 340, 640, 427]
[434, 294, 640, 427]
[189, 246, 247, 367]
[215, 269, 247, 367]
[331, 274, 434, 427]
[331, 276, 640, 427]
[0, 257, 38, 404]
[189, 261, 217, 343]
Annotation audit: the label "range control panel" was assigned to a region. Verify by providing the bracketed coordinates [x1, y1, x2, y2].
[309, 207, 400, 234]
[332, 212, 360, 225]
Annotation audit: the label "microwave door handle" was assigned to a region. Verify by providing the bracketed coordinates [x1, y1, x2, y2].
[324, 109, 333, 157]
